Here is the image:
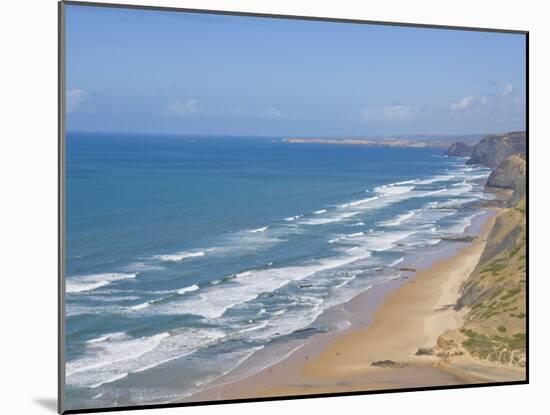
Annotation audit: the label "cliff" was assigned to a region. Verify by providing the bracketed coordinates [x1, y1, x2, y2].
[435, 197, 526, 368]
[446, 142, 474, 157]
[434, 139, 527, 369]
[434, 153, 526, 369]
[486, 155, 527, 206]
[466, 131, 526, 168]
[446, 131, 526, 167]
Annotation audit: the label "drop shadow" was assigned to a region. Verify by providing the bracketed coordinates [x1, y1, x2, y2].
[34, 398, 57, 413]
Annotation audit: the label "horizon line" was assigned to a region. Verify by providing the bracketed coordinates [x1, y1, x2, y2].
[65, 130, 521, 139]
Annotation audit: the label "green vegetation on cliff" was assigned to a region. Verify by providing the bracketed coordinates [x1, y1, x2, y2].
[435, 152, 526, 368]
[459, 198, 526, 365]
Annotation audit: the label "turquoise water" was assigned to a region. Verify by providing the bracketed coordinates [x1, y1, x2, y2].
[64, 132, 491, 409]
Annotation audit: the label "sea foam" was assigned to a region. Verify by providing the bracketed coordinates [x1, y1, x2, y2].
[155, 248, 373, 319]
[153, 251, 206, 262]
[66, 329, 225, 389]
[374, 185, 415, 196]
[249, 226, 269, 233]
[66, 273, 137, 294]
[177, 284, 200, 295]
[380, 210, 417, 227]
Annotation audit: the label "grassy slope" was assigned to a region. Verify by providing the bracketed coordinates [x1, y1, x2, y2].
[435, 197, 526, 368]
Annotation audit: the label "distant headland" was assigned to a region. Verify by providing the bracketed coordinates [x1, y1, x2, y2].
[283, 137, 450, 148]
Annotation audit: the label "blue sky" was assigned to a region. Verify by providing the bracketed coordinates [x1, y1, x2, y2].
[65, 5, 526, 136]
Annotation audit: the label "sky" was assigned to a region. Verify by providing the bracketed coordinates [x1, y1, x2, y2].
[65, 5, 526, 137]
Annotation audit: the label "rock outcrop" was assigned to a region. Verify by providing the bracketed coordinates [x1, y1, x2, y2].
[486, 155, 526, 205]
[371, 360, 408, 368]
[446, 131, 526, 168]
[467, 131, 526, 168]
[446, 142, 474, 157]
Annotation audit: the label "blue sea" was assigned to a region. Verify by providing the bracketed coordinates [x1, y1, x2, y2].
[64, 132, 491, 409]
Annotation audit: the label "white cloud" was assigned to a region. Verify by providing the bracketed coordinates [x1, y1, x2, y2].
[259, 107, 284, 119]
[450, 96, 475, 111]
[358, 105, 418, 123]
[503, 83, 514, 96]
[382, 104, 415, 120]
[359, 108, 374, 122]
[163, 101, 306, 120]
[258, 107, 304, 120]
[66, 88, 90, 112]
[451, 84, 516, 113]
[227, 105, 248, 116]
[164, 99, 200, 117]
[358, 86, 522, 124]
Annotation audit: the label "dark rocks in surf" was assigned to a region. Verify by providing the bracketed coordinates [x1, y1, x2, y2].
[370, 360, 408, 368]
[440, 236, 476, 243]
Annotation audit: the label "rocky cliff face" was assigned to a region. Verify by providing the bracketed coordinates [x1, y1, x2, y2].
[433, 135, 527, 368]
[446, 142, 474, 157]
[435, 198, 526, 367]
[486, 155, 526, 206]
[467, 131, 526, 168]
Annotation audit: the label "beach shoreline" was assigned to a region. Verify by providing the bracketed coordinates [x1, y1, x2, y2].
[64, 139, 509, 410]
[184, 207, 523, 403]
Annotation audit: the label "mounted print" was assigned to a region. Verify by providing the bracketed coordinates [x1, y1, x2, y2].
[59, 1, 528, 413]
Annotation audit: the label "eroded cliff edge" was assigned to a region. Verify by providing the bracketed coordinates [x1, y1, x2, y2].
[446, 131, 526, 168]
[436, 133, 527, 375]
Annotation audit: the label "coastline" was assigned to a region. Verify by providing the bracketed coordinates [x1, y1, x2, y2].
[184, 208, 522, 403]
[64, 140, 512, 410]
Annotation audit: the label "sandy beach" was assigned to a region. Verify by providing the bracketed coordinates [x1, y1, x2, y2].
[186, 209, 524, 403]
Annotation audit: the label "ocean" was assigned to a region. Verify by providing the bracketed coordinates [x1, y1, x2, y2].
[64, 132, 491, 409]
